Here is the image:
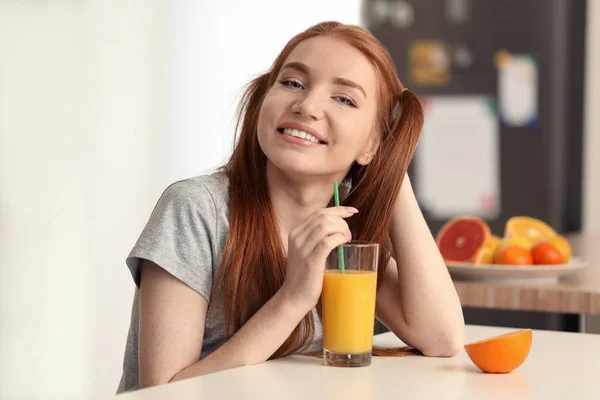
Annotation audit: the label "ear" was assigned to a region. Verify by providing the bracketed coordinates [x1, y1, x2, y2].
[356, 132, 380, 166]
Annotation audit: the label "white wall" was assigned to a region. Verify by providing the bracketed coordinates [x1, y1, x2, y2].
[85, 1, 166, 397]
[162, 0, 362, 181]
[0, 4, 92, 398]
[0, 1, 164, 399]
[583, 0, 600, 234]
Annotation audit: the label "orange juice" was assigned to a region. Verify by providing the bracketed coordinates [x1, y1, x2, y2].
[322, 270, 377, 354]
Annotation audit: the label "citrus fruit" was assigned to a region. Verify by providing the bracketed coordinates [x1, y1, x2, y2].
[484, 235, 501, 253]
[531, 242, 565, 265]
[545, 235, 572, 261]
[472, 247, 495, 265]
[495, 237, 533, 262]
[497, 237, 534, 251]
[464, 329, 532, 373]
[436, 216, 491, 262]
[505, 216, 556, 243]
[495, 245, 533, 265]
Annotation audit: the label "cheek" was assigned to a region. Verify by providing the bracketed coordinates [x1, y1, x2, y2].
[333, 112, 375, 148]
[258, 92, 284, 131]
[257, 99, 274, 136]
[257, 94, 284, 155]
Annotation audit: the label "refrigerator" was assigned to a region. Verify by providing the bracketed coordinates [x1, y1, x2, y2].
[363, 0, 588, 332]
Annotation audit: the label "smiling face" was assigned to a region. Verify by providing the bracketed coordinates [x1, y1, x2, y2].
[257, 36, 380, 181]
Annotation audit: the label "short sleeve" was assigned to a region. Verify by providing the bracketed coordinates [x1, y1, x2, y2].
[126, 180, 217, 302]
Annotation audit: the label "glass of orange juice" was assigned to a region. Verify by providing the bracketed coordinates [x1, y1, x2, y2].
[322, 241, 379, 367]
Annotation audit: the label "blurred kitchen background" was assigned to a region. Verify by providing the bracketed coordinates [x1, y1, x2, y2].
[0, 0, 598, 398]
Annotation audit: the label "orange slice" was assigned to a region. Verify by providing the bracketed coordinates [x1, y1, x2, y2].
[436, 216, 491, 262]
[465, 329, 532, 373]
[505, 216, 556, 243]
[497, 237, 534, 251]
[484, 235, 501, 254]
[472, 247, 495, 265]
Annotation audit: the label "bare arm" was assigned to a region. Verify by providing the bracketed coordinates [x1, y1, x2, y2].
[169, 282, 306, 382]
[138, 260, 308, 388]
[138, 206, 355, 387]
[375, 174, 465, 357]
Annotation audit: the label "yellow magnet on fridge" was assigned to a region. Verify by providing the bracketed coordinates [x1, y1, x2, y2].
[409, 40, 451, 86]
[494, 49, 511, 70]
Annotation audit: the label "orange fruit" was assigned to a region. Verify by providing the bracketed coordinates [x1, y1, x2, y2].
[465, 329, 532, 373]
[495, 245, 533, 265]
[497, 237, 534, 251]
[505, 216, 557, 243]
[436, 216, 491, 262]
[531, 242, 565, 265]
[484, 235, 501, 253]
[545, 236, 572, 261]
[472, 247, 495, 265]
[494, 237, 534, 260]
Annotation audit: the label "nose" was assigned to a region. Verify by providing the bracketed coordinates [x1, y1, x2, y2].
[291, 90, 325, 120]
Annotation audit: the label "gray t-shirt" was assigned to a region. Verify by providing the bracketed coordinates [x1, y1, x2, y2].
[117, 172, 323, 393]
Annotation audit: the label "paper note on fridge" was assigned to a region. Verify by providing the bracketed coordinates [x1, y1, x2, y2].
[496, 52, 539, 127]
[415, 96, 501, 219]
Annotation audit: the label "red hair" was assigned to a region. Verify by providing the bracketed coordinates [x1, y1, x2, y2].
[211, 21, 424, 358]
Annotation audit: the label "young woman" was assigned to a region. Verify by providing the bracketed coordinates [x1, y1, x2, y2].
[117, 21, 465, 393]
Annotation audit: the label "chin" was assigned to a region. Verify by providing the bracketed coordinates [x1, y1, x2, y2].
[259, 135, 340, 180]
[265, 153, 327, 180]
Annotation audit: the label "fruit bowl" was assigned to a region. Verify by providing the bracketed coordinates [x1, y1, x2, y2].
[436, 215, 586, 282]
[446, 257, 588, 283]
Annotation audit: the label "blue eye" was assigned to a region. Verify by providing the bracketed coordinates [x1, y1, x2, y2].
[335, 96, 357, 108]
[280, 79, 304, 89]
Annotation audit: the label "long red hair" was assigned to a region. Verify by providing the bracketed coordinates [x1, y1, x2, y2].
[211, 21, 424, 358]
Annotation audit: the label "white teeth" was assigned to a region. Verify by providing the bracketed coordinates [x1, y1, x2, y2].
[282, 128, 321, 143]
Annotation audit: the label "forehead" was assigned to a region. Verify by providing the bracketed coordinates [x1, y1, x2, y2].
[282, 36, 377, 93]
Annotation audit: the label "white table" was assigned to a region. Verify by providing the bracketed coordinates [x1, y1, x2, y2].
[116, 325, 599, 399]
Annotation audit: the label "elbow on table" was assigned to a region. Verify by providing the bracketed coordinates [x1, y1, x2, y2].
[420, 333, 465, 358]
[421, 340, 463, 357]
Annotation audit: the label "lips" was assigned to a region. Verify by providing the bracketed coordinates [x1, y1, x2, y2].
[277, 128, 325, 145]
[277, 121, 327, 144]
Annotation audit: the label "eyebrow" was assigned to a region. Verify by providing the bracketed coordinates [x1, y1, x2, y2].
[281, 61, 367, 99]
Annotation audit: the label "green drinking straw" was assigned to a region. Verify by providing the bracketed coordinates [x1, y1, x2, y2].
[334, 181, 345, 273]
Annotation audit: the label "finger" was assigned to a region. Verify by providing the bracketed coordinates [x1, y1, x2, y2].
[297, 215, 351, 254]
[291, 206, 357, 244]
[322, 206, 359, 216]
[310, 233, 350, 264]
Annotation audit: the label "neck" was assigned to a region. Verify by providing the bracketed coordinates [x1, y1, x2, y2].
[266, 162, 346, 250]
